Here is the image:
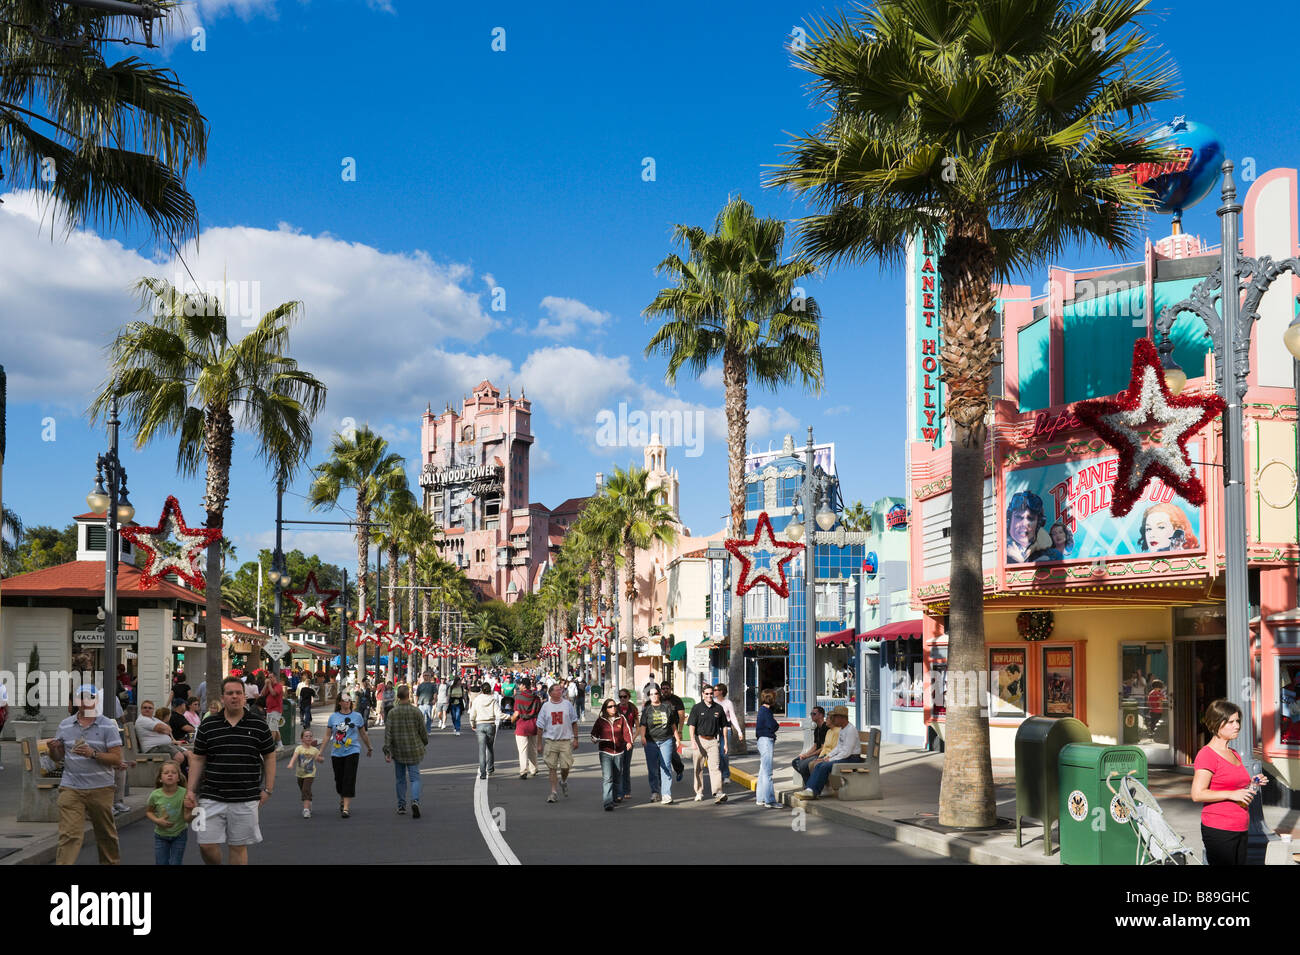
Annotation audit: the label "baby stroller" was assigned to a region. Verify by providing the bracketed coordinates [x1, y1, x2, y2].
[1107, 772, 1201, 865]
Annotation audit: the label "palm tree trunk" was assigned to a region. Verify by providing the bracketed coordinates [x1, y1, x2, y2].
[202, 406, 234, 704]
[356, 495, 369, 682]
[387, 542, 399, 682]
[623, 541, 636, 691]
[407, 553, 417, 680]
[722, 346, 748, 743]
[937, 216, 998, 828]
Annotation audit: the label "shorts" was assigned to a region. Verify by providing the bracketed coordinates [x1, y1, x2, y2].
[195, 798, 263, 846]
[542, 738, 574, 772]
[297, 776, 314, 801]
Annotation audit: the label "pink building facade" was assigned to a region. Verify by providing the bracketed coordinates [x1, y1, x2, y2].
[420, 380, 585, 603]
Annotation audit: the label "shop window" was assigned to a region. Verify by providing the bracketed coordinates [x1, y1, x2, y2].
[1279, 659, 1300, 746]
[929, 645, 948, 717]
[887, 638, 924, 708]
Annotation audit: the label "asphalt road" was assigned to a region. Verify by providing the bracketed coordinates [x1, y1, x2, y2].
[78, 719, 963, 865]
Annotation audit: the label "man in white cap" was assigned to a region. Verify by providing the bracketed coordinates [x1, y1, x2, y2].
[49, 683, 123, 864]
[796, 705, 861, 799]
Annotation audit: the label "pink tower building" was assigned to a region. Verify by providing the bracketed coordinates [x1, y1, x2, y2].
[420, 380, 584, 603]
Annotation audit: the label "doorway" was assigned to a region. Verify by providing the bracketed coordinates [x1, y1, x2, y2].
[746, 655, 787, 715]
[1174, 637, 1226, 765]
[1119, 642, 1173, 765]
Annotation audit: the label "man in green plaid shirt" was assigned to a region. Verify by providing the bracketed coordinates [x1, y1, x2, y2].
[382, 685, 429, 818]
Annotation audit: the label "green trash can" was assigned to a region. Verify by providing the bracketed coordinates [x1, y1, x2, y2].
[280, 698, 297, 747]
[1058, 743, 1147, 864]
[679, 697, 696, 741]
[1014, 716, 1092, 855]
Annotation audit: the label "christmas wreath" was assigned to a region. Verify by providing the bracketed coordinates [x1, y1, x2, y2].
[1017, 610, 1054, 642]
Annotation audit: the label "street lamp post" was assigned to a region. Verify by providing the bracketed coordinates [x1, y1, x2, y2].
[1156, 159, 1300, 861]
[265, 477, 286, 677]
[85, 392, 135, 701]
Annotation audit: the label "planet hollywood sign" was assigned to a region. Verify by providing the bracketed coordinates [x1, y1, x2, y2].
[419, 463, 504, 496]
[908, 231, 944, 447]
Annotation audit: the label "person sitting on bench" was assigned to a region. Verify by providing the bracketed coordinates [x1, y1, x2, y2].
[136, 701, 189, 774]
[797, 706, 861, 799]
[792, 706, 832, 786]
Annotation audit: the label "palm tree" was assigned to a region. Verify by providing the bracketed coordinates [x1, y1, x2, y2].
[645, 194, 824, 716]
[373, 485, 417, 681]
[1, 0, 207, 240]
[419, 552, 473, 677]
[469, 610, 507, 658]
[307, 425, 407, 679]
[602, 466, 678, 690]
[1, 505, 22, 575]
[770, 0, 1178, 828]
[841, 501, 871, 533]
[91, 279, 326, 699]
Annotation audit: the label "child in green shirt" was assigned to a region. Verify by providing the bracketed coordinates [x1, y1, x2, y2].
[146, 761, 190, 865]
[288, 730, 321, 818]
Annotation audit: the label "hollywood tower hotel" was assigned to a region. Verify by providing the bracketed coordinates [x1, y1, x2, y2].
[419, 381, 586, 602]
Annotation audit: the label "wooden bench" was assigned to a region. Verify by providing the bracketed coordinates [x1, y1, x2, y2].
[828, 728, 882, 801]
[124, 721, 174, 788]
[18, 738, 61, 823]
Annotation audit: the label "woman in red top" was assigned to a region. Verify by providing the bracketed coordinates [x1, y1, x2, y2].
[1191, 699, 1265, 865]
[589, 699, 634, 812]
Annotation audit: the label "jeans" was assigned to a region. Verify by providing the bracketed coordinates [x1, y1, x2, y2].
[476, 724, 496, 776]
[450, 701, 463, 732]
[806, 755, 863, 795]
[154, 830, 187, 865]
[756, 736, 775, 805]
[394, 760, 421, 808]
[300, 702, 312, 727]
[719, 732, 730, 780]
[619, 747, 633, 797]
[599, 751, 622, 808]
[792, 754, 817, 785]
[644, 738, 674, 798]
[419, 703, 434, 732]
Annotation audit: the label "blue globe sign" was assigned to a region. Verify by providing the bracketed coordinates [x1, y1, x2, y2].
[863, 551, 878, 576]
[1113, 117, 1224, 215]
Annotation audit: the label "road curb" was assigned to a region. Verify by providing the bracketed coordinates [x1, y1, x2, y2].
[786, 794, 1054, 865]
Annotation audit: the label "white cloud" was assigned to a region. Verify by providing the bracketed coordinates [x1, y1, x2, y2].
[532, 296, 611, 339]
[0, 191, 496, 440]
[698, 365, 724, 389]
[824, 405, 851, 416]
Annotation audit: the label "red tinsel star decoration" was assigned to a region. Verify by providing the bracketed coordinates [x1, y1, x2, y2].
[724, 511, 805, 599]
[349, 608, 387, 647]
[1073, 338, 1225, 518]
[580, 616, 613, 650]
[284, 571, 340, 627]
[119, 495, 222, 589]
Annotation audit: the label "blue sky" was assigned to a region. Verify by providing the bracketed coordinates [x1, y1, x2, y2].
[2, 0, 1296, 570]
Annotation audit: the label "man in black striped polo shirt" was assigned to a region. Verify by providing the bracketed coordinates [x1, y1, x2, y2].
[185, 676, 277, 864]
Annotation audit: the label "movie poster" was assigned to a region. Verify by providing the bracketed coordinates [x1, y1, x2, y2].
[1043, 647, 1075, 717]
[1003, 444, 1205, 566]
[989, 648, 1027, 717]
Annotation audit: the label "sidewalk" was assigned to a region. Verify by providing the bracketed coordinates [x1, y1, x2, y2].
[723, 738, 1300, 865]
[0, 737, 298, 865]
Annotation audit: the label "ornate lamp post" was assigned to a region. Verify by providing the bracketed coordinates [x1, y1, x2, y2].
[85, 392, 134, 697]
[1156, 160, 1300, 861]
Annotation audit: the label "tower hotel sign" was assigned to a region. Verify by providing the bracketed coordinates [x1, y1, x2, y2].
[905, 230, 945, 448]
[419, 463, 504, 497]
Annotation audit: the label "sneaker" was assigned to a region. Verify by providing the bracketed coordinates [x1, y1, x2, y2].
[604, 804, 614, 811]
[302, 807, 311, 818]
[455, 731, 461, 736]
[342, 809, 350, 818]
[519, 772, 528, 780]
[797, 788, 817, 799]
[397, 805, 406, 815]
[694, 794, 703, 802]
[560, 779, 569, 797]
[479, 773, 486, 780]
[714, 793, 728, 805]
[661, 795, 673, 805]
[547, 792, 557, 803]
[113, 802, 130, 814]
[650, 793, 660, 803]
[411, 804, 420, 819]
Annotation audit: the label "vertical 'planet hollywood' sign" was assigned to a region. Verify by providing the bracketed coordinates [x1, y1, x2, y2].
[907, 231, 944, 448]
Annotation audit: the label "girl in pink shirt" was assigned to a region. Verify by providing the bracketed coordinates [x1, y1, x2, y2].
[1191, 699, 1266, 865]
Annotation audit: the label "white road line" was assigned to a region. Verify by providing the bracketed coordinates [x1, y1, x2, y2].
[474, 774, 520, 866]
